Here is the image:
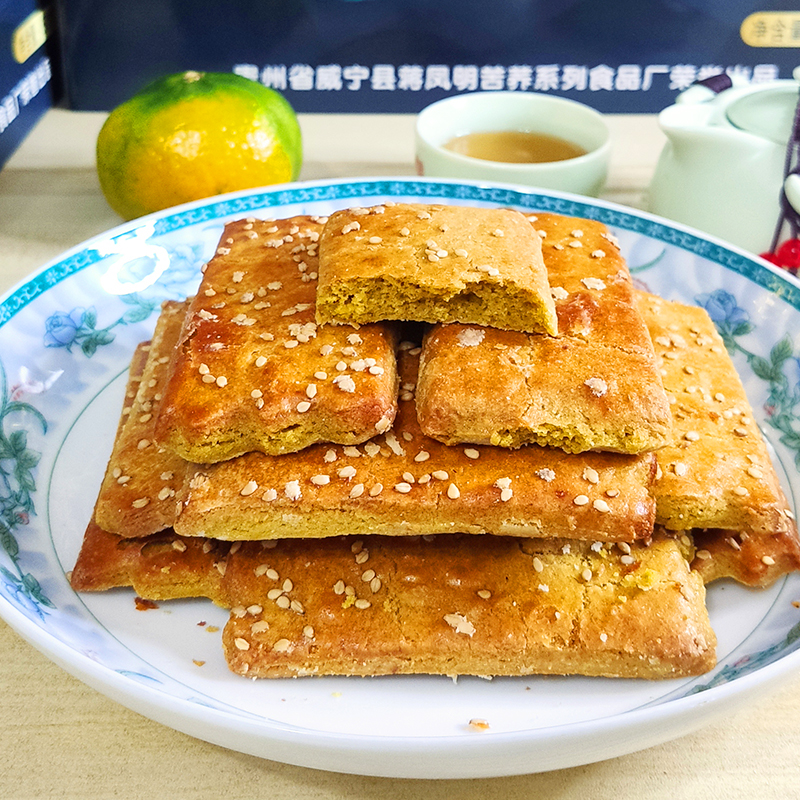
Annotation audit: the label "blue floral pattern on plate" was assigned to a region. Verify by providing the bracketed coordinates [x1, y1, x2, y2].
[2, 178, 800, 778]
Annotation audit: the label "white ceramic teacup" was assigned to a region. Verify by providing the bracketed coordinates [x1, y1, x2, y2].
[415, 91, 611, 197]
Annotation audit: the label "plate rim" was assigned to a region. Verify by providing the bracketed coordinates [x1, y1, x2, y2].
[3, 176, 800, 325]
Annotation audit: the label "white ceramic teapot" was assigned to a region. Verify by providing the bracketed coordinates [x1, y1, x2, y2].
[648, 70, 800, 253]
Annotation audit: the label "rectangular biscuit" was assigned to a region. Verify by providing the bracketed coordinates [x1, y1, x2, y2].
[637, 291, 800, 587]
[639, 292, 797, 537]
[70, 526, 717, 680]
[415, 213, 672, 454]
[93, 301, 190, 538]
[315, 203, 558, 335]
[154, 215, 399, 463]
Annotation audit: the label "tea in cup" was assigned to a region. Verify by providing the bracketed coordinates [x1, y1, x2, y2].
[415, 91, 611, 196]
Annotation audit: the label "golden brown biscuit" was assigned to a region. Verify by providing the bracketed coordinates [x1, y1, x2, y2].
[415, 214, 672, 454]
[154, 216, 399, 463]
[639, 291, 797, 537]
[687, 527, 800, 588]
[93, 301, 190, 538]
[70, 526, 716, 680]
[637, 291, 800, 587]
[69, 519, 229, 604]
[315, 203, 558, 335]
[223, 533, 715, 679]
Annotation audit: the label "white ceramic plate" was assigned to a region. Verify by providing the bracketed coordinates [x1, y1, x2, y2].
[2, 178, 800, 779]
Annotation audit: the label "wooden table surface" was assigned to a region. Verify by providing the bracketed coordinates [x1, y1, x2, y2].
[1, 110, 799, 800]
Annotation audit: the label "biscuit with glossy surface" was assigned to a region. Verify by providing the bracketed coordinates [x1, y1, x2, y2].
[93, 302, 190, 538]
[687, 526, 800, 587]
[638, 291, 800, 587]
[222, 533, 715, 679]
[640, 291, 797, 538]
[154, 216, 399, 463]
[70, 526, 716, 680]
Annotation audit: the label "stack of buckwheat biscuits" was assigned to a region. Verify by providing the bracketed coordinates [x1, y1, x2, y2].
[70, 203, 800, 681]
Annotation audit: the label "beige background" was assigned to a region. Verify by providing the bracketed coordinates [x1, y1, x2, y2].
[1, 110, 799, 799]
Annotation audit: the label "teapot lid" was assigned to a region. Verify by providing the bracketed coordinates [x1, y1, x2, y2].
[726, 85, 799, 145]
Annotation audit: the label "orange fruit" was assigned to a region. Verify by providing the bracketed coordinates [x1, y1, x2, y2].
[96, 70, 302, 220]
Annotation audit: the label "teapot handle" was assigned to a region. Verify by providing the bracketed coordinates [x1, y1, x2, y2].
[695, 73, 734, 94]
[767, 84, 800, 251]
[785, 174, 800, 217]
[676, 73, 737, 105]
